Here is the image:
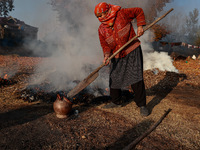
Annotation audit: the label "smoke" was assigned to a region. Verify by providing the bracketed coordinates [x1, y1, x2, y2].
[26, 0, 177, 93]
[140, 31, 178, 72]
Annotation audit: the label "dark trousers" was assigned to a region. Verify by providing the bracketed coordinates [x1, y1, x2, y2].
[110, 80, 146, 107]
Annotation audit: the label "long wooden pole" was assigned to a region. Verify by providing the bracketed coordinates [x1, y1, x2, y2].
[123, 109, 172, 150]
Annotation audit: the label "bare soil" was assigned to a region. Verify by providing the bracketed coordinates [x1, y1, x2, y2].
[0, 54, 200, 150]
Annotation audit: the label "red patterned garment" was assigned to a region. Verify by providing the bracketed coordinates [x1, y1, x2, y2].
[98, 7, 146, 58]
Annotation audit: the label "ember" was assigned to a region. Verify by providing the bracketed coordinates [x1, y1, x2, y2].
[3, 74, 8, 79]
[0, 76, 15, 87]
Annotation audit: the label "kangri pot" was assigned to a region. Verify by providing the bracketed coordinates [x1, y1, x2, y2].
[53, 94, 73, 118]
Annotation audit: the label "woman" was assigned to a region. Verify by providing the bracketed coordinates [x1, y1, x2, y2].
[94, 2, 149, 116]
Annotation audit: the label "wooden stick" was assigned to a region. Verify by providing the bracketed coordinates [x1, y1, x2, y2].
[123, 108, 172, 150]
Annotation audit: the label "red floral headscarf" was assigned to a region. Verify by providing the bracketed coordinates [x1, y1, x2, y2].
[94, 2, 121, 27]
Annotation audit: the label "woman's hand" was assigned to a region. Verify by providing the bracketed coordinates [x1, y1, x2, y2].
[103, 54, 110, 65]
[137, 26, 144, 37]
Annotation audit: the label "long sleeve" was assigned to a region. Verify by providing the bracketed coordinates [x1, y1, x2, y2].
[122, 7, 146, 26]
[98, 28, 112, 56]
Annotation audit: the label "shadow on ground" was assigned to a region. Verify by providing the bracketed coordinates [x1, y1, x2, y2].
[105, 119, 154, 150]
[146, 72, 187, 113]
[0, 103, 53, 129]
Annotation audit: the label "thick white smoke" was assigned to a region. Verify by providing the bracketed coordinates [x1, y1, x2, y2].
[140, 31, 178, 72]
[27, 0, 177, 93]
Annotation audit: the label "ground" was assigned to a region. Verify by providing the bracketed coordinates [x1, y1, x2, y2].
[0, 53, 200, 150]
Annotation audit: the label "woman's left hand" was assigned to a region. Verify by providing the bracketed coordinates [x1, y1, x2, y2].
[137, 26, 144, 37]
[103, 54, 110, 65]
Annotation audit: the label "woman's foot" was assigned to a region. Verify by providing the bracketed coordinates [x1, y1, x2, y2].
[140, 106, 150, 116]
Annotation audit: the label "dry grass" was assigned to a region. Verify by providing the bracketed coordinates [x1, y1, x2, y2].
[0, 55, 199, 150]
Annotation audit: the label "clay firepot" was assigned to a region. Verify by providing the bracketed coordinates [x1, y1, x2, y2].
[53, 94, 73, 118]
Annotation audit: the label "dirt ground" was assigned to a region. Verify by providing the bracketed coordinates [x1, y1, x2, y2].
[0, 53, 200, 150]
